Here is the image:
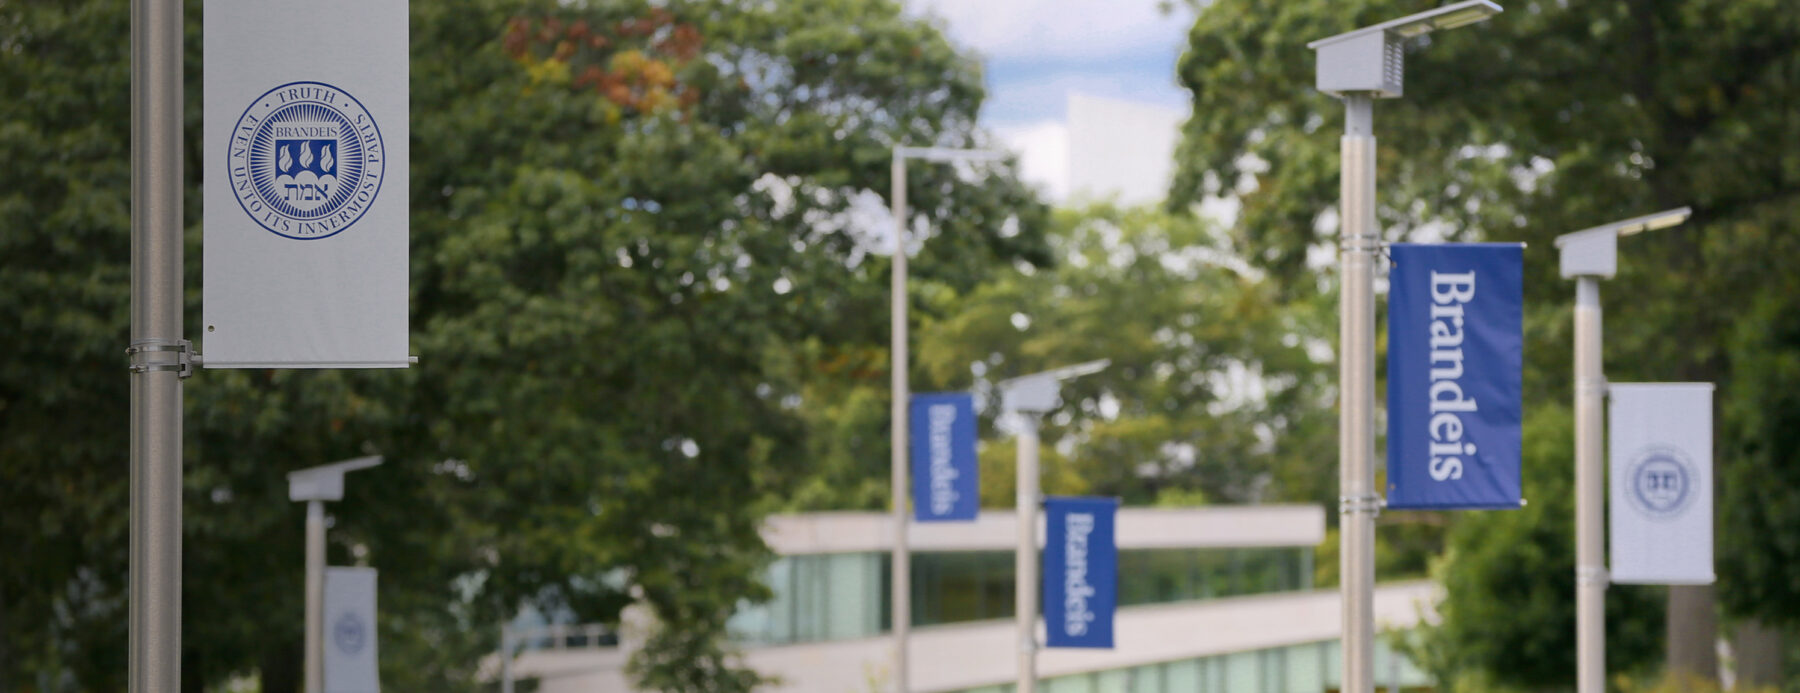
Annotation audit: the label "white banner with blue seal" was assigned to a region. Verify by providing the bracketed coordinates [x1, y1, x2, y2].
[323, 567, 380, 693]
[203, 0, 409, 368]
[1609, 383, 1714, 585]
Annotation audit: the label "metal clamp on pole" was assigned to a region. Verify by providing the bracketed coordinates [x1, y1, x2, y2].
[1338, 236, 1384, 253]
[1575, 565, 1610, 587]
[1576, 376, 1608, 397]
[1339, 493, 1386, 517]
[127, 338, 196, 378]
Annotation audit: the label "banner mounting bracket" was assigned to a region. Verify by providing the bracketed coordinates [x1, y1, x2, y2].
[127, 338, 197, 379]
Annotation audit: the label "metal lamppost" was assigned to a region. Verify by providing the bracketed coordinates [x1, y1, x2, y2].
[1554, 207, 1691, 693]
[1306, 4, 1502, 691]
[889, 145, 1005, 693]
[128, 0, 188, 690]
[288, 456, 384, 693]
[996, 360, 1110, 693]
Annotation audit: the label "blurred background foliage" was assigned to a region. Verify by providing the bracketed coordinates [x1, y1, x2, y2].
[6, 0, 1800, 690]
[1177, 0, 1800, 689]
[3, 0, 1047, 690]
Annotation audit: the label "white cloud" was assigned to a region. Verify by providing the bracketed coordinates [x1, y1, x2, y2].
[978, 70, 1187, 125]
[907, 0, 1190, 63]
[906, 1, 1202, 209]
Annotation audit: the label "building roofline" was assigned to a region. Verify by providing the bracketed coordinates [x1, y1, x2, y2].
[762, 504, 1327, 555]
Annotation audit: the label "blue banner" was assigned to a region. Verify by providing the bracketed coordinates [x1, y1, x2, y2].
[1386, 243, 1524, 510]
[1043, 496, 1119, 648]
[910, 392, 979, 522]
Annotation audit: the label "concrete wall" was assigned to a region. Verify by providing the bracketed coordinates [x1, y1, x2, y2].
[761, 505, 1326, 555]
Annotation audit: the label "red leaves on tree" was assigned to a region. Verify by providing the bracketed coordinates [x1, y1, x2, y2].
[505, 9, 706, 116]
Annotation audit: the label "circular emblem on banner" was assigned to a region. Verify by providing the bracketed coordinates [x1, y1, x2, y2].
[1625, 445, 1696, 519]
[228, 81, 385, 240]
[332, 611, 368, 656]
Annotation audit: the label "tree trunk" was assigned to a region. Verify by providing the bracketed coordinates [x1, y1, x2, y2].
[0, 581, 9, 693]
[1733, 620, 1784, 689]
[1666, 585, 1718, 683]
[260, 641, 303, 693]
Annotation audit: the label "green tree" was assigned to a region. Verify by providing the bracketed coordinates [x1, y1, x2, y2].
[0, 0, 1047, 690]
[910, 204, 1338, 508]
[1717, 259, 1800, 630]
[1175, 0, 1800, 685]
[0, 1, 154, 689]
[1403, 405, 1664, 691]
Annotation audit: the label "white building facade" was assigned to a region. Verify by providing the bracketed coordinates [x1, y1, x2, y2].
[501, 506, 1436, 692]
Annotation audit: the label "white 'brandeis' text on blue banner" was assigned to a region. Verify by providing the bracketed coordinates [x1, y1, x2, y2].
[1386, 243, 1524, 510]
[1043, 496, 1118, 649]
[910, 392, 979, 522]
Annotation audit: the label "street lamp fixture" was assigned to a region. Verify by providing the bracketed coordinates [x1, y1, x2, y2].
[1555, 207, 1693, 278]
[1308, 4, 1501, 693]
[1309, 0, 1502, 98]
[996, 359, 1109, 693]
[288, 455, 383, 693]
[998, 359, 1111, 415]
[1556, 207, 1690, 693]
[888, 144, 1005, 693]
[288, 455, 384, 503]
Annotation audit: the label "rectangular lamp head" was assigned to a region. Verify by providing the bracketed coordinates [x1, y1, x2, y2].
[1615, 207, 1693, 236]
[288, 455, 384, 502]
[1392, 1, 1504, 36]
[997, 359, 1111, 415]
[1553, 207, 1692, 278]
[1309, 1, 1502, 97]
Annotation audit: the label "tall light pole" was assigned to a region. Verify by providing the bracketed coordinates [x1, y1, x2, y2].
[1306, 4, 1502, 691]
[128, 0, 187, 690]
[890, 145, 1005, 693]
[1555, 207, 1691, 693]
[997, 360, 1109, 693]
[288, 456, 384, 693]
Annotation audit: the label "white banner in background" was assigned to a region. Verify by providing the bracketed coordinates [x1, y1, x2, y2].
[1609, 383, 1715, 584]
[323, 567, 380, 693]
[203, 0, 409, 368]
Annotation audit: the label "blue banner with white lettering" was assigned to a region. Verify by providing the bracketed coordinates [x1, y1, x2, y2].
[1386, 243, 1524, 510]
[1043, 496, 1118, 648]
[911, 392, 979, 521]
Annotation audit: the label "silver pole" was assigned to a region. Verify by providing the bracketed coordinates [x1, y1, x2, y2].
[500, 627, 515, 693]
[1574, 277, 1606, 693]
[889, 152, 911, 693]
[305, 501, 326, 693]
[129, 0, 184, 689]
[1338, 93, 1378, 693]
[1014, 414, 1041, 693]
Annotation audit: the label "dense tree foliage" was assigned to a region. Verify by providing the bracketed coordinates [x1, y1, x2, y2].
[777, 203, 1341, 515]
[0, 0, 1047, 690]
[1403, 405, 1664, 691]
[914, 205, 1336, 508]
[1176, 0, 1800, 686]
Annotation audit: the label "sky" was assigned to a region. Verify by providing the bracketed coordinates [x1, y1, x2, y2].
[903, 0, 1196, 201]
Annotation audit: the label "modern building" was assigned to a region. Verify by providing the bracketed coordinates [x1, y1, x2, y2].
[1066, 92, 1184, 207]
[499, 505, 1436, 692]
[999, 92, 1185, 207]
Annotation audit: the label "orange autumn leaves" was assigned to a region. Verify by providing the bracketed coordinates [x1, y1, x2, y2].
[504, 9, 703, 117]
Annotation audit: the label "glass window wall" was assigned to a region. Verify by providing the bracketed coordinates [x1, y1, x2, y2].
[729, 546, 1312, 646]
